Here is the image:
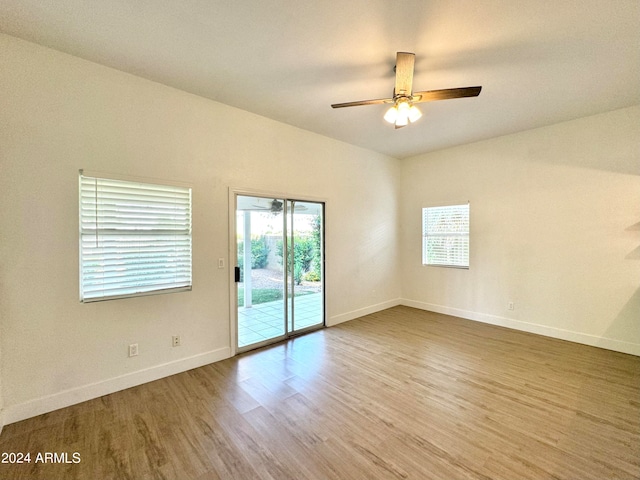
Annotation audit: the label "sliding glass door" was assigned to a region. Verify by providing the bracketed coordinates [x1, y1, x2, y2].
[235, 195, 324, 351]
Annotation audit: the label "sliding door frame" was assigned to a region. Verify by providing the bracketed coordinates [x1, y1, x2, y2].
[228, 187, 327, 357]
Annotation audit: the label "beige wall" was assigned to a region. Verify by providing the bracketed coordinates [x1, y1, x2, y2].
[401, 106, 640, 355]
[1, 32, 638, 427]
[0, 34, 401, 423]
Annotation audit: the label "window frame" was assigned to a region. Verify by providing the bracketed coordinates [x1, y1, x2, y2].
[421, 202, 470, 269]
[79, 171, 193, 303]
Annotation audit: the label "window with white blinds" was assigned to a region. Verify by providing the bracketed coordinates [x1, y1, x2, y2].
[422, 203, 469, 268]
[79, 173, 192, 302]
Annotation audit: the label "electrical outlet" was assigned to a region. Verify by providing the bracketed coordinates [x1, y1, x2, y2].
[508, 302, 514, 311]
[172, 335, 181, 347]
[129, 343, 139, 357]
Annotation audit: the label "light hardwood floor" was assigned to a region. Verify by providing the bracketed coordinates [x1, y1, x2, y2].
[1, 306, 639, 479]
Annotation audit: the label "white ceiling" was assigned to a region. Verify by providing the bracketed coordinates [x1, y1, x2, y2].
[1, 0, 638, 159]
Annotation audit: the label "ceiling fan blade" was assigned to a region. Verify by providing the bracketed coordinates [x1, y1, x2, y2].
[394, 52, 415, 96]
[412, 86, 482, 103]
[331, 98, 394, 108]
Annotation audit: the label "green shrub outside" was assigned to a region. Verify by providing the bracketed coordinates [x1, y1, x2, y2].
[237, 235, 270, 281]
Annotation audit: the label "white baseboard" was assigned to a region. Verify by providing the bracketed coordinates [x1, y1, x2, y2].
[401, 299, 640, 356]
[328, 298, 401, 327]
[6, 299, 635, 428]
[2, 347, 231, 426]
[3, 296, 400, 427]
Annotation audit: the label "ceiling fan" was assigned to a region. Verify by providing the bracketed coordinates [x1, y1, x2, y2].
[331, 52, 481, 129]
[251, 199, 307, 213]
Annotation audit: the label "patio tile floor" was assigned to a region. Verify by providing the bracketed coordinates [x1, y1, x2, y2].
[238, 292, 323, 348]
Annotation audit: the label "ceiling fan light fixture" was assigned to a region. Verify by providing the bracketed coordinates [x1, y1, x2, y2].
[395, 111, 409, 127]
[386, 98, 417, 127]
[408, 104, 422, 123]
[384, 106, 398, 124]
[397, 98, 410, 115]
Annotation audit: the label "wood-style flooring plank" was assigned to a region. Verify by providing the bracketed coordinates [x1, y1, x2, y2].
[1, 306, 638, 479]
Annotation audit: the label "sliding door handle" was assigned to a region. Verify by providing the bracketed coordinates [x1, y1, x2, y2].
[234, 266, 241, 283]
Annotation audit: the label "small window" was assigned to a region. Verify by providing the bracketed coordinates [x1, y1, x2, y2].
[422, 203, 469, 268]
[79, 173, 192, 302]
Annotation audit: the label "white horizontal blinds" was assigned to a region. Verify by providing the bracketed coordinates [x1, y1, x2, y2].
[80, 175, 192, 302]
[422, 204, 469, 267]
